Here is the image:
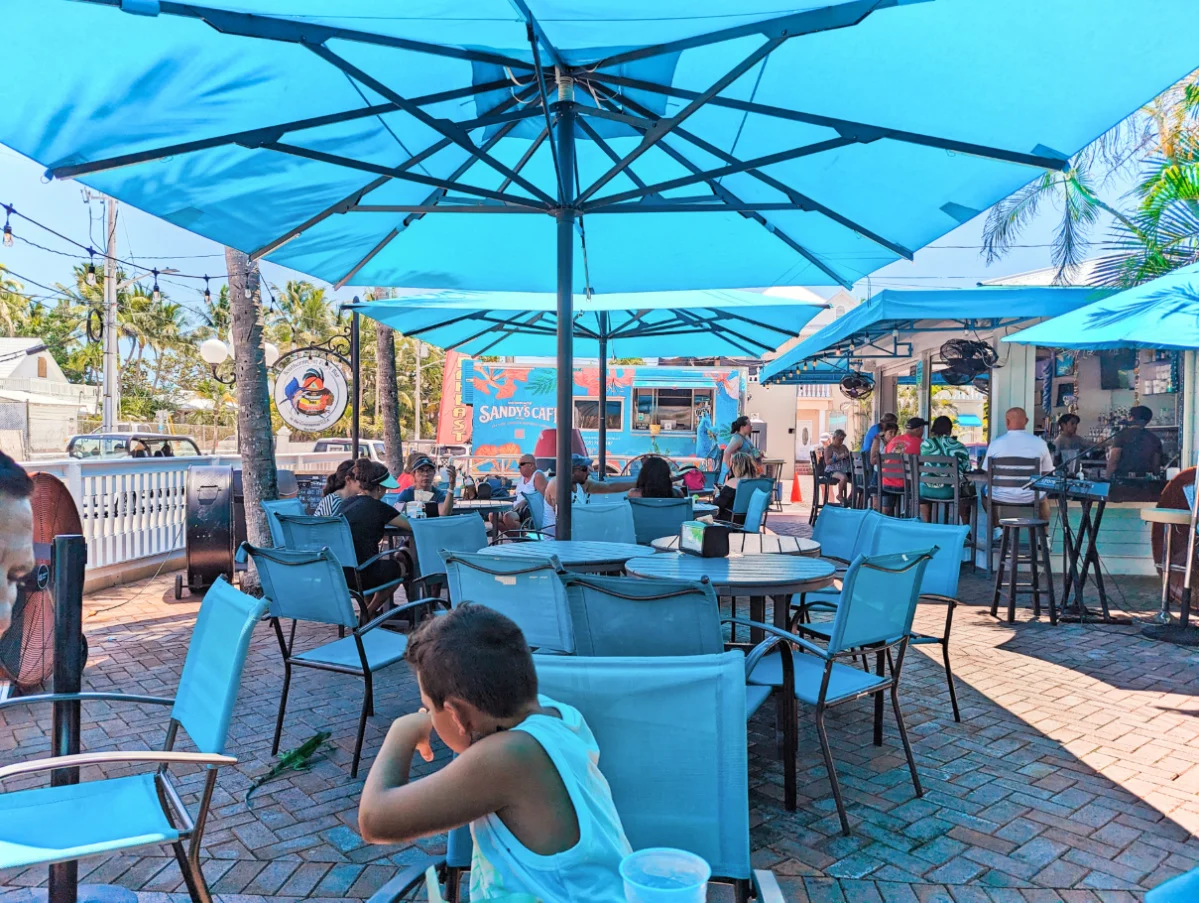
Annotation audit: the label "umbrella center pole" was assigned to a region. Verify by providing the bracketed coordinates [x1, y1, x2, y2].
[553, 83, 577, 538]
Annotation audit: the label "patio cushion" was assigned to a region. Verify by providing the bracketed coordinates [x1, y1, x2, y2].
[293, 630, 408, 671]
[0, 773, 179, 869]
[748, 652, 887, 705]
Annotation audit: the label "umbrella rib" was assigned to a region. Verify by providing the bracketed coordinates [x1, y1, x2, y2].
[588, 71, 1069, 171]
[511, 0, 566, 69]
[334, 228, 398, 290]
[306, 44, 558, 207]
[498, 126, 551, 194]
[576, 36, 785, 205]
[574, 117, 652, 191]
[673, 310, 767, 355]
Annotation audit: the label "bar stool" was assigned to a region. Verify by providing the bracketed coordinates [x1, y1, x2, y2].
[991, 517, 1057, 624]
[1141, 507, 1193, 625]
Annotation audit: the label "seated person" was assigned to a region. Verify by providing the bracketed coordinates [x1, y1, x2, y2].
[315, 459, 356, 517]
[919, 415, 972, 520]
[712, 451, 758, 522]
[1106, 405, 1163, 478]
[339, 459, 409, 616]
[358, 604, 632, 902]
[627, 455, 682, 499]
[822, 429, 853, 504]
[392, 455, 456, 517]
[982, 407, 1053, 520]
[475, 481, 493, 500]
[502, 454, 549, 532]
[1052, 413, 1084, 470]
[542, 455, 637, 537]
[483, 473, 506, 498]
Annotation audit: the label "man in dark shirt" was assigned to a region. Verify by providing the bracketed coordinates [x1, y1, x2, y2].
[392, 455, 456, 517]
[1106, 405, 1163, 478]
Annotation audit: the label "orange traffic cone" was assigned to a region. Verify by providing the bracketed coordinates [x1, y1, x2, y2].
[791, 471, 803, 503]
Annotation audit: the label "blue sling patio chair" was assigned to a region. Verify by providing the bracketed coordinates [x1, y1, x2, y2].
[441, 550, 574, 653]
[743, 547, 936, 835]
[0, 576, 265, 903]
[239, 543, 439, 778]
[570, 499, 637, 545]
[628, 496, 694, 544]
[495, 488, 551, 543]
[407, 513, 489, 603]
[261, 497, 306, 547]
[274, 513, 408, 621]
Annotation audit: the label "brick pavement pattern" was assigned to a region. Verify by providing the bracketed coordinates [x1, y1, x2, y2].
[2, 505, 1196, 902]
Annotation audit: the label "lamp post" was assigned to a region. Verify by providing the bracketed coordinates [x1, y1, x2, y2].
[199, 336, 279, 384]
[99, 266, 178, 431]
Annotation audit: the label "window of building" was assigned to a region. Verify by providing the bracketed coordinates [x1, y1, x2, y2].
[572, 398, 623, 431]
[631, 388, 714, 432]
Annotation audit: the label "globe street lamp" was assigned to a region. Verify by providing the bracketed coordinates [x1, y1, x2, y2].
[200, 336, 278, 384]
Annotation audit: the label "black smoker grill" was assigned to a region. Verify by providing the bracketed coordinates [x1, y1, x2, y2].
[177, 465, 297, 599]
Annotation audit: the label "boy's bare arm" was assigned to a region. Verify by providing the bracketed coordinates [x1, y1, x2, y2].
[359, 713, 517, 844]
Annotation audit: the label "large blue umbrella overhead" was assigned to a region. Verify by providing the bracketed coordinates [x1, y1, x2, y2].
[5, 0, 1198, 533]
[1003, 263, 1199, 351]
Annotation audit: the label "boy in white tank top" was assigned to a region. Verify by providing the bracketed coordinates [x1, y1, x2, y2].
[358, 605, 632, 902]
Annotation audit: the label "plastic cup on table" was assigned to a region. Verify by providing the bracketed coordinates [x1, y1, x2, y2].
[620, 848, 711, 903]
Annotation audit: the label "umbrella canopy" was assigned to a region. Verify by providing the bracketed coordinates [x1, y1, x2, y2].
[6, 0, 1197, 534]
[1003, 263, 1199, 351]
[353, 289, 824, 358]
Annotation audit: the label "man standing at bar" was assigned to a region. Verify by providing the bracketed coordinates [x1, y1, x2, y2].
[0, 451, 35, 634]
[1106, 405, 1163, 478]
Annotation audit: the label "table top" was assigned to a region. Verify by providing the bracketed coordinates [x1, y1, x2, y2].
[693, 502, 717, 516]
[624, 553, 835, 592]
[650, 534, 821, 557]
[451, 498, 514, 511]
[483, 540, 653, 567]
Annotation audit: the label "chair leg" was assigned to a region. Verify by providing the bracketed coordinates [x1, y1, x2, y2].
[1040, 526, 1058, 625]
[272, 662, 292, 756]
[1007, 530, 1019, 624]
[990, 527, 1009, 618]
[1028, 527, 1042, 618]
[352, 672, 374, 778]
[733, 878, 752, 903]
[873, 650, 884, 747]
[891, 685, 923, 799]
[776, 690, 797, 812]
[941, 640, 961, 723]
[173, 841, 213, 903]
[815, 704, 850, 835]
[444, 866, 463, 903]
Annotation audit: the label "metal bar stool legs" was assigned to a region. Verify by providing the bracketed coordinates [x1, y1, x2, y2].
[990, 517, 1057, 624]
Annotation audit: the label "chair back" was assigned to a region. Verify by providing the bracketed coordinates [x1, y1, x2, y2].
[240, 543, 359, 628]
[628, 497, 694, 544]
[441, 551, 574, 652]
[829, 548, 936, 652]
[811, 506, 871, 561]
[563, 574, 723, 656]
[170, 576, 268, 755]
[701, 469, 718, 494]
[261, 498, 306, 547]
[523, 489, 547, 531]
[572, 500, 637, 544]
[535, 652, 750, 881]
[917, 455, 957, 490]
[731, 477, 774, 515]
[809, 449, 825, 478]
[868, 520, 968, 598]
[275, 513, 358, 568]
[742, 489, 770, 534]
[850, 453, 868, 508]
[986, 456, 1042, 507]
[409, 514, 488, 579]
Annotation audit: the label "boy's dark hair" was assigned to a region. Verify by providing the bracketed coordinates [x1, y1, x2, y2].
[1058, 413, 1080, 427]
[0, 451, 33, 500]
[1129, 405, 1153, 425]
[405, 604, 537, 718]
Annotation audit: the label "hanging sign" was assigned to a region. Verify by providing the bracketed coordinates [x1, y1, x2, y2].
[273, 355, 349, 432]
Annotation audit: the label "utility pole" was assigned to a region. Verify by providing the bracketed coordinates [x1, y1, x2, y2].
[414, 340, 422, 442]
[101, 197, 118, 432]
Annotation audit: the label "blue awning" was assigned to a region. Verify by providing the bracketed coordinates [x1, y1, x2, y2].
[1003, 262, 1199, 350]
[760, 286, 1108, 383]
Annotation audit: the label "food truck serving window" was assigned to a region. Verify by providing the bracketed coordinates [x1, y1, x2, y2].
[632, 388, 714, 432]
[573, 398, 623, 431]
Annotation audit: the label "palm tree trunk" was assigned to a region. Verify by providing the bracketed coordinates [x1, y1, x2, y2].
[225, 247, 279, 570]
[375, 319, 405, 478]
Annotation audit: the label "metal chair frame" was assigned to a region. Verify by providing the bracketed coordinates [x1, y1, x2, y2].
[973, 456, 1043, 575]
[916, 454, 963, 525]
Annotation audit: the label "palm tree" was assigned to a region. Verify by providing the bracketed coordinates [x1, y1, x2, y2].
[0, 265, 26, 337]
[270, 280, 330, 349]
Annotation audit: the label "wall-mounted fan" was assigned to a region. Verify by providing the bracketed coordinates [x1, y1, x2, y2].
[940, 339, 998, 374]
[840, 370, 874, 400]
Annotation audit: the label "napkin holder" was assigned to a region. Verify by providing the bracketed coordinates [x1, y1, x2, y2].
[679, 520, 729, 558]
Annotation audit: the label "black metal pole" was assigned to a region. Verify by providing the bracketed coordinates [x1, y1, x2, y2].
[351, 306, 361, 458]
[597, 319, 608, 479]
[49, 534, 88, 903]
[554, 89, 577, 539]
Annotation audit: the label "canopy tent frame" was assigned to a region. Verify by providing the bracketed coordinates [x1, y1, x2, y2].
[43, 1, 1153, 535]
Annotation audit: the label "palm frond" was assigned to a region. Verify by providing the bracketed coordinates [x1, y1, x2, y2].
[981, 171, 1057, 264]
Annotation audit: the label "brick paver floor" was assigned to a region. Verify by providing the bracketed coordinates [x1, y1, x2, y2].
[2, 503, 1195, 903]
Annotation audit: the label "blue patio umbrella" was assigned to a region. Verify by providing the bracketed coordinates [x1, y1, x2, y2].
[1003, 262, 1199, 351]
[352, 288, 826, 471]
[4, 1, 1197, 534]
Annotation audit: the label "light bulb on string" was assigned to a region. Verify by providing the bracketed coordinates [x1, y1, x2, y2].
[151, 269, 160, 304]
[85, 249, 97, 286]
[2, 207, 12, 248]
[203, 275, 211, 304]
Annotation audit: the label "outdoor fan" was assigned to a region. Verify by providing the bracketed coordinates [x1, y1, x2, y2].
[839, 370, 875, 400]
[940, 338, 999, 374]
[939, 362, 977, 386]
[0, 472, 84, 690]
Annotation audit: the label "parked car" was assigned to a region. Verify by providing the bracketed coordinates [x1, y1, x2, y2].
[66, 433, 201, 459]
[312, 438, 387, 460]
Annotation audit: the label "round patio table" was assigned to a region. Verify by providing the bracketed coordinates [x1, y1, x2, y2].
[624, 553, 835, 640]
[650, 534, 820, 557]
[481, 539, 653, 573]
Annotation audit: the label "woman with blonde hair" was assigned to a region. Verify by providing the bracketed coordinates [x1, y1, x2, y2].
[712, 451, 758, 521]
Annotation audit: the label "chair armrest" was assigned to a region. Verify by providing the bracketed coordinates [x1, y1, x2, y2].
[721, 617, 829, 660]
[0, 750, 236, 781]
[919, 593, 958, 608]
[753, 869, 786, 903]
[0, 691, 173, 713]
[408, 574, 446, 600]
[739, 634, 792, 677]
[495, 529, 551, 543]
[357, 546, 410, 572]
[357, 597, 447, 635]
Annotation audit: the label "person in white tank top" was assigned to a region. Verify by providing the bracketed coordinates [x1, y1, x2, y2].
[358, 605, 631, 903]
[502, 454, 550, 532]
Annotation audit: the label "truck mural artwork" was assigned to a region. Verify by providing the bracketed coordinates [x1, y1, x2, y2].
[465, 362, 744, 471]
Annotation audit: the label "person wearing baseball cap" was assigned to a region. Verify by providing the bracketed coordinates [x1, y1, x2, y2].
[880, 417, 927, 497]
[541, 453, 638, 537]
[393, 454, 457, 518]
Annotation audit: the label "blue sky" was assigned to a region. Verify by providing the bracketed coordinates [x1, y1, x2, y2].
[0, 140, 1144, 325]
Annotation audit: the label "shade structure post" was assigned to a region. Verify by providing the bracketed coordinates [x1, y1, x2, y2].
[351, 307, 361, 457]
[554, 79, 577, 539]
[597, 316, 608, 478]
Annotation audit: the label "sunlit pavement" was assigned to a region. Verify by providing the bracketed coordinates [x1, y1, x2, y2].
[2, 505, 1195, 902]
